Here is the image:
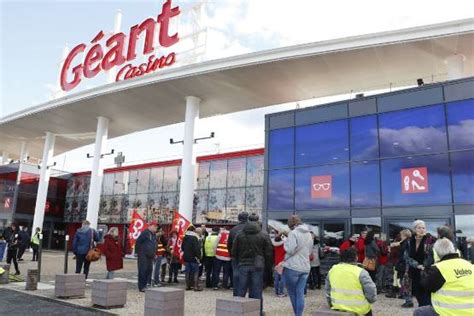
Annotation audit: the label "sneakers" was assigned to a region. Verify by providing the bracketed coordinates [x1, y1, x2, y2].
[401, 302, 414, 308]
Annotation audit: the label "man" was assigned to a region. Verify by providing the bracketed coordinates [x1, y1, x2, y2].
[135, 221, 157, 292]
[355, 229, 368, 263]
[153, 226, 167, 286]
[5, 223, 20, 275]
[232, 213, 272, 316]
[375, 236, 389, 293]
[182, 225, 202, 291]
[72, 220, 100, 279]
[325, 248, 377, 316]
[30, 227, 41, 261]
[414, 238, 474, 316]
[213, 227, 232, 290]
[203, 226, 219, 288]
[228, 211, 249, 296]
[17, 226, 30, 261]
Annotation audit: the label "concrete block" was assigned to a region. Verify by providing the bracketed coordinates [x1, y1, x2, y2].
[145, 298, 184, 309]
[144, 288, 185, 316]
[312, 310, 356, 316]
[216, 297, 260, 313]
[55, 287, 85, 298]
[144, 306, 184, 316]
[55, 273, 86, 283]
[91, 280, 127, 308]
[92, 295, 127, 307]
[0, 264, 10, 284]
[26, 269, 39, 290]
[54, 273, 85, 298]
[91, 279, 127, 291]
[145, 287, 184, 301]
[216, 310, 260, 316]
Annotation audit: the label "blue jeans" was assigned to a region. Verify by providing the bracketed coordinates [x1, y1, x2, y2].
[138, 257, 153, 291]
[185, 261, 199, 280]
[274, 270, 285, 295]
[237, 265, 264, 315]
[213, 259, 231, 288]
[153, 256, 163, 284]
[283, 267, 309, 316]
[106, 271, 114, 279]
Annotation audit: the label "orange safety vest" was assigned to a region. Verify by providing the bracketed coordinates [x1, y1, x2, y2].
[215, 231, 230, 260]
[156, 240, 166, 257]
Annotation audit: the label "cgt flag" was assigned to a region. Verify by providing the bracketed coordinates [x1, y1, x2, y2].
[128, 210, 148, 253]
[171, 210, 191, 262]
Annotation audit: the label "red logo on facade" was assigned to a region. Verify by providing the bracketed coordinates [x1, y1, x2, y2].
[60, 0, 180, 91]
[311, 175, 332, 199]
[401, 167, 429, 194]
[4, 197, 11, 209]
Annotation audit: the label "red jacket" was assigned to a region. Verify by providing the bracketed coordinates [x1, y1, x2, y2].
[272, 238, 285, 265]
[339, 240, 354, 253]
[103, 235, 123, 272]
[355, 237, 366, 263]
[377, 239, 389, 265]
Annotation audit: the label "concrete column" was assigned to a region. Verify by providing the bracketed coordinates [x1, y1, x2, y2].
[11, 142, 29, 214]
[32, 133, 55, 233]
[1, 151, 9, 165]
[86, 116, 109, 229]
[178, 96, 200, 221]
[445, 54, 465, 80]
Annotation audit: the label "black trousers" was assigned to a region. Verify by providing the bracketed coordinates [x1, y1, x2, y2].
[31, 244, 39, 261]
[169, 262, 179, 281]
[203, 256, 215, 287]
[138, 257, 153, 291]
[17, 245, 27, 259]
[6, 248, 20, 274]
[308, 266, 321, 289]
[75, 254, 91, 279]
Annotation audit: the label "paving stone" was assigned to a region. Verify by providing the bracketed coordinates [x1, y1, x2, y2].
[216, 297, 260, 313]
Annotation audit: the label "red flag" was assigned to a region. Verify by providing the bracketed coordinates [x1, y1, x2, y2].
[171, 211, 191, 262]
[128, 210, 148, 253]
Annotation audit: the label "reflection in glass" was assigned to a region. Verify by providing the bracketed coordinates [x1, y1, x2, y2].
[197, 162, 210, 190]
[136, 169, 151, 194]
[246, 156, 264, 186]
[208, 189, 226, 220]
[323, 223, 345, 248]
[226, 188, 245, 222]
[447, 99, 474, 150]
[227, 159, 246, 188]
[268, 169, 294, 210]
[163, 166, 179, 192]
[350, 115, 379, 160]
[102, 173, 115, 195]
[455, 215, 474, 239]
[387, 218, 449, 242]
[351, 161, 380, 207]
[451, 151, 474, 203]
[195, 190, 209, 223]
[352, 217, 381, 236]
[269, 128, 294, 169]
[149, 168, 164, 193]
[246, 187, 263, 215]
[113, 172, 125, 195]
[128, 171, 138, 195]
[210, 160, 227, 189]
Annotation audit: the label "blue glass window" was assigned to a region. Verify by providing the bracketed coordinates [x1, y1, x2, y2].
[268, 169, 294, 210]
[350, 115, 379, 160]
[447, 99, 474, 150]
[295, 120, 349, 166]
[295, 163, 349, 209]
[269, 128, 294, 169]
[379, 105, 447, 158]
[451, 150, 474, 203]
[351, 161, 380, 207]
[381, 154, 451, 206]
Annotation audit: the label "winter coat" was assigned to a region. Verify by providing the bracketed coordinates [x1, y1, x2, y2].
[181, 231, 201, 263]
[283, 224, 313, 273]
[19, 230, 30, 247]
[72, 227, 99, 255]
[355, 237, 366, 263]
[272, 237, 285, 266]
[103, 234, 123, 272]
[227, 220, 247, 257]
[310, 244, 322, 267]
[5, 228, 19, 249]
[231, 222, 273, 267]
[364, 240, 379, 259]
[404, 234, 436, 297]
[135, 229, 157, 260]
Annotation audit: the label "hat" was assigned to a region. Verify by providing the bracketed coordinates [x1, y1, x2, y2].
[238, 212, 249, 222]
[212, 226, 220, 232]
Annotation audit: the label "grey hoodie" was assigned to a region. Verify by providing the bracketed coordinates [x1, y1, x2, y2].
[283, 224, 313, 273]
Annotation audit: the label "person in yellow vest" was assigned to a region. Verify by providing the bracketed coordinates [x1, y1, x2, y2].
[30, 227, 41, 262]
[325, 247, 377, 316]
[153, 227, 167, 287]
[414, 238, 474, 316]
[213, 227, 232, 290]
[203, 226, 219, 288]
[433, 226, 462, 263]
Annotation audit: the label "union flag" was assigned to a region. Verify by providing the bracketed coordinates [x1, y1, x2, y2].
[171, 210, 191, 262]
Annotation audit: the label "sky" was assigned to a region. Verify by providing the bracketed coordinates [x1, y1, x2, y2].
[1, 0, 473, 172]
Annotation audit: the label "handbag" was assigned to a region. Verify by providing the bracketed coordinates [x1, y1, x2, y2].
[362, 257, 377, 271]
[86, 229, 101, 262]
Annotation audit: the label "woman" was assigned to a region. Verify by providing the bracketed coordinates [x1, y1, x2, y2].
[308, 233, 322, 290]
[283, 215, 313, 316]
[404, 220, 436, 307]
[102, 227, 123, 279]
[30, 227, 41, 262]
[168, 230, 180, 283]
[363, 230, 379, 282]
[395, 229, 414, 308]
[272, 231, 286, 297]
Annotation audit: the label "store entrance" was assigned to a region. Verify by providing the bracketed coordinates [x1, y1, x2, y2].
[385, 217, 451, 242]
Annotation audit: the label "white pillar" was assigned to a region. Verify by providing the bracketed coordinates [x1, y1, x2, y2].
[11, 142, 28, 216]
[445, 54, 465, 80]
[32, 133, 55, 233]
[1, 151, 9, 165]
[107, 9, 122, 84]
[178, 96, 200, 221]
[86, 116, 109, 229]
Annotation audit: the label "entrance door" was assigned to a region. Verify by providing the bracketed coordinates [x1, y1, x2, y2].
[320, 221, 348, 275]
[385, 217, 451, 242]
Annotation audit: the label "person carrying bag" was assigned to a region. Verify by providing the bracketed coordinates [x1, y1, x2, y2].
[73, 220, 100, 279]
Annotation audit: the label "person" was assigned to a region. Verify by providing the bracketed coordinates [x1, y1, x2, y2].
[355, 229, 368, 263]
[17, 226, 30, 261]
[375, 236, 389, 293]
[272, 230, 286, 297]
[102, 227, 123, 279]
[467, 237, 474, 264]
[340, 234, 357, 253]
[30, 227, 41, 262]
[153, 227, 167, 286]
[72, 220, 100, 279]
[393, 229, 414, 307]
[282, 215, 313, 316]
[135, 221, 157, 292]
[404, 219, 436, 307]
[228, 211, 249, 296]
[167, 230, 180, 283]
[414, 238, 474, 316]
[213, 227, 232, 290]
[434, 225, 461, 262]
[309, 232, 322, 290]
[5, 223, 20, 275]
[363, 231, 380, 282]
[232, 213, 272, 316]
[203, 226, 219, 288]
[181, 225, 202, 291]
[325, 248, 377, 316]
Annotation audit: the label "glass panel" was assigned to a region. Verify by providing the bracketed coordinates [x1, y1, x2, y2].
[352, 217, 382, 236]
[387, 218, 449, 242]
[163, 166, 179, 192]
[208, 189, 226, 221]
[195, 190, 209, 223]
[351, 161, 380, 207]
[268, 169, 294, 210]
[209, 160, 227, 189]
[246, 156, 264, 186]
[160, 192, 179, 214]
[296, 120, 349, 166]
[269, 128, 294, 169]
[447, 99, 474, 150]
[379, 104, 447, 158]
[381, 154, 451, 206]
[136, 169, 151, 193]
[102, 173, 115, 195]
[321, 222, 346, 275]
[128, 170, 138, 195]
[350, 115, 379, 160]
[113, 172, 125, 195]
[108, 196, 123, 223]
[455, 215, 474, 258]
[227, 158, 246, 188]
[149, 168, 164, 193]
[246, 187, 263, 215]
[295, 163, 350, 209]
[197, 162, 210, 190]
[451, 151, 474, 203]
[226, 188, 245, 222]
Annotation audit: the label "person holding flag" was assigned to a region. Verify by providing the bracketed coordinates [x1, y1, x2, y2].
[135, 221, 157, 292]
[182, 225, 203, 291]
[167, 230, 180, 283]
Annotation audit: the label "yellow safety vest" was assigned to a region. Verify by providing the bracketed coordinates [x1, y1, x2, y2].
[431, 258, 474, 316]
[0, 267, 5, 275]
[328, 263, 372, 316]
[31, 232, 40, 246]
[204, 235, 218, 257]
[433, 248, 461, 263]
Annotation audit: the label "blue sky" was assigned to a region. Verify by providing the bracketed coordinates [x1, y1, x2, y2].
[1, 0, 473, 171]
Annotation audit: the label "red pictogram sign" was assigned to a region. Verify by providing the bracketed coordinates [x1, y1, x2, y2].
[401, 167, 429, 194]
[311, 175, 332, 199]
[4, 197, 11, 209]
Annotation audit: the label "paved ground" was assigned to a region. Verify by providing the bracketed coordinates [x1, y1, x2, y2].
[0, 250, 415, 315]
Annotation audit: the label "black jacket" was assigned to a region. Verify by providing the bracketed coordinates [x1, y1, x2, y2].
[231, 222, 272, 267]
[420, 253, 461, 293]
[5, 227, 19, 249]
[181, 231, 201, 263]
[135, 229, 157, 260]
[19, 230, 30, 247]
[227, 221, 247, 257]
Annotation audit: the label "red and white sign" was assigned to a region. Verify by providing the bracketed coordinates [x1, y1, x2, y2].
[128, 210, 148, 251]
[60, 0, 180, 91]
[401, 167, 429, 194]
[311, 175, 332, 199]
[171, 211, 191, 262]
[4, 197, 11, 209]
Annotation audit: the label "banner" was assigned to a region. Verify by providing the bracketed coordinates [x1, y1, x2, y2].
[171, 211, 191, 261]
[127, 210, 148, 253]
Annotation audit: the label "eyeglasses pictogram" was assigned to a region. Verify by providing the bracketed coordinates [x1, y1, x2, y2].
[311, 175, 332, 199]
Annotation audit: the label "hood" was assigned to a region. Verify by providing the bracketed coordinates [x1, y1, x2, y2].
[295, 224, 310, 234]
[243, 222, 261, 235]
